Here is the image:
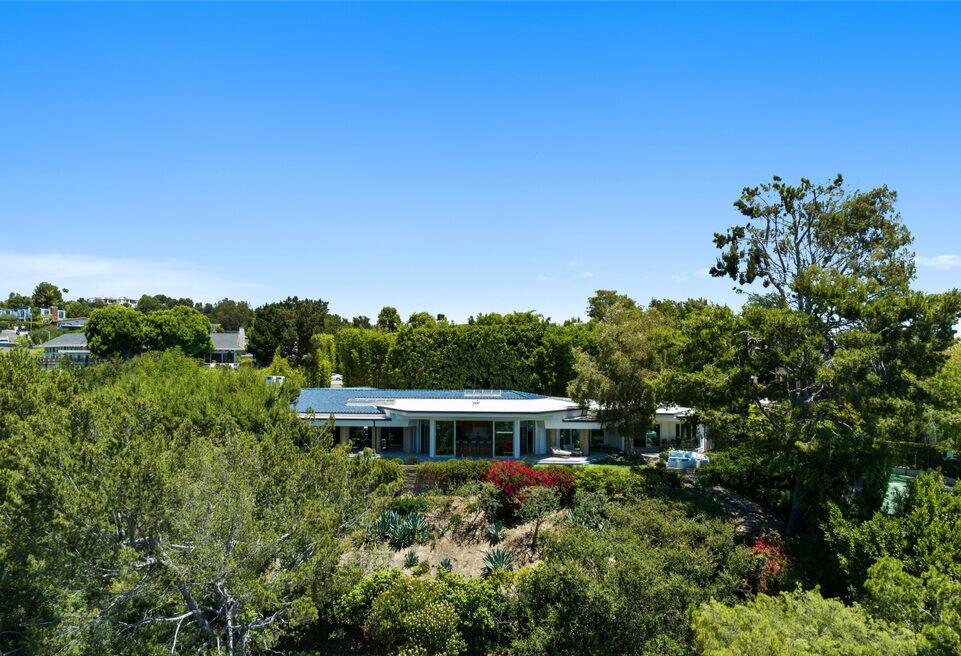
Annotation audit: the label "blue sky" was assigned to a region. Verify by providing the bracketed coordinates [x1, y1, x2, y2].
[2, 3, 959, 322]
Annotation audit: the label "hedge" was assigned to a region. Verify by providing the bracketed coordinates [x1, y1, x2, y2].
[416, 460, 493, 490]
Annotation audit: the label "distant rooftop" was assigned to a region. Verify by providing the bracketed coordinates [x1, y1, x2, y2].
[40, 332, 89, 349]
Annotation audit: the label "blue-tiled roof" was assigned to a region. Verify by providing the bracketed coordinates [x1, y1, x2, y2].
[293, 387, 545, 415]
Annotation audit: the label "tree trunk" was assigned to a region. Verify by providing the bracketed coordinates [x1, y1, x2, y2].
[785, 476, 803, 537]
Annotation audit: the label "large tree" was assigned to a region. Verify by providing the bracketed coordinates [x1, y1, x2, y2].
[247, 297, 335, 365]
[31, 282, 64, 308]
[709, 175, 961, 534]
[376, 306, 402, 332]
[143, 305, 213, 356]
[206, 298, 254, 331]
[85, 304, 147, 358]
[567, 301, 671, 449]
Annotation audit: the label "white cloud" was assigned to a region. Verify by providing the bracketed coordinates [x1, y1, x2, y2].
[0, 251, 265, 302]
[916, 254, 961, 271]
[575, 271, 596, 279]
[567, 260, 580, 268]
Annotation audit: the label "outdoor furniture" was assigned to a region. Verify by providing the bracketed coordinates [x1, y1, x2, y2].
[550, 447, 572, 458]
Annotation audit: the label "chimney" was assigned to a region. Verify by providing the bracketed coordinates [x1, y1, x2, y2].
[50, 306, 58, 321]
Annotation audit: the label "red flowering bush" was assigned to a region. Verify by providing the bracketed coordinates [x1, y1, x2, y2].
[751, 531, 787, 592]
[486, 461, 574, 511]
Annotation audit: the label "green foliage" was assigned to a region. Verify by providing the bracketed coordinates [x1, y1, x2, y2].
[142, 304, 213, 355]
[85, 303, 146, 357]
[404, 550, 419, 568]
[336, 570, 501, 656]
[506, 496, 753, 656]
[31, 281, 64, 307]
[568, 489, 609, 531]
[305, 332, 336, 387]
[370, 510, 431, 549]
[0, 350, 396, 654]
[386, 494, 433, 515]
[692, 588, 921, 656]
[482, 548, 513, 575]
[248, 297, 340, 365]
[417, 459, 493, 491]
[699, 445, 794, 513]
[389, 315, 596, 396]
[334, 327, 397, 387]
[485, 521, 505, 545]
[518, 486, 560, 553]
[439, 558, 453, 572]
[568, 301, 672, 445]
[407, 311, 435, 328]
[826, 471, 961, 605]
[205, 297, 254, 331]
[377, 306, 402, 331]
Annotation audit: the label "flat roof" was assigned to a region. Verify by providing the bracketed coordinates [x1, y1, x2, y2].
[294, 387, 546, 416]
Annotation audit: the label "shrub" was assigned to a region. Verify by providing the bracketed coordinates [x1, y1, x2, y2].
[418, 460, 493, 491]
[485, 521, 506, 545]
[477, 481, 501, 519]
[506, 497, 754, 656]
[387, 494, 433, 514]
[568, 489, 609, 531]
[692, 589, 922, 656]
[439, 558, 453, 572]
[404, 550, 420, 568]
[337, 569, 503, 656]
[483, 548, 513, 575]
[487, 460, 573, 511]
[573, 467, 640, 497]
[369, 510, 431, 549]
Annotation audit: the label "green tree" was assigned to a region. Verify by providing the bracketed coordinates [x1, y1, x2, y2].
[924, 342, 961, 449]
[247, 297, 334, 365]
[586, 289, 636, 322]
[31, 281, 64, 308]
[708, 175, 961, 534]
[85, 304, 146, 358]
[377, 306, 402, 332]
[306, 333, 336, 387]
[0, 351, 401, 654]
[518, 485, 560, 555]
[692, 589, 921, 656]
[335, 327, 396, 387]
[351, 315, 372, 329]
[407, 311, 436, 328]
[568, 300, 671, 451]
[206, 297, 254, 331]
[5, 292, 32, 308]
[143, 305, 213, 356]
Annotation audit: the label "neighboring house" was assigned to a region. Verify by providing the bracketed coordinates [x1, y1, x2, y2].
[39, 307, 67, 321]
[0, 306, 67, 321]
[0, 307, 33, 321]
[38, 328, 249, 368]
[38, 332, 94, 368]
[92, 296, 138, 307]
[293, 387, 703, 458]
[56, 317, 88, 330]
[204, 328, 249, 365]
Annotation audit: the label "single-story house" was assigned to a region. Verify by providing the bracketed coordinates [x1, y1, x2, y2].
[38, 332, 94, 368]
[37, 328, 249, 368]
[55, 317, 89, 330]
[204, 328, 249, 365]
[294, 387, 705, 458]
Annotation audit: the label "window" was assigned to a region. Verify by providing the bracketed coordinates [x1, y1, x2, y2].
[436, 421, 454, 456]
[520, 421, 535, 455]
[590, 429, 605, 448]
[457, 420, 491, 457]
[495, 421, 514, 456]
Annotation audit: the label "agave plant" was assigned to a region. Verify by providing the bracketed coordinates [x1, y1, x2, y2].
[439, 558, 453, 572]
[482, 548, 513, 575]
[370, 510, 431, 549]
[485, 521, 506, 545]
[403, 550, 419, 568]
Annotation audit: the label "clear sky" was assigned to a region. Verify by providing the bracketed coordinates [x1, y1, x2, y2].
[2, 3, 959, 322]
